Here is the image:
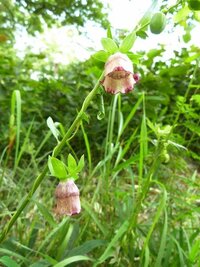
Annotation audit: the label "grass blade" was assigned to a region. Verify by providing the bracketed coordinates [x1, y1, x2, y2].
[141, 181, 167, 261]
[96, 220, 129, 265]
[11, 90, 21, 170]
[53, 256, 92, 267]
[139, 93, 148, 183]
[81, 122, 92, 173]
[0, 256, 20, 267]
[82, 201, 107, 236]
[34, 200, 56, 228]
[154, 209, 168, 267]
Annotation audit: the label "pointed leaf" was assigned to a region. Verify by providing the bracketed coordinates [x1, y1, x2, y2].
[0, 256, 20, 267]
[77, 155, 85, 172]
[119, 32, 136, 53]
[81, 112, 90, 123]
[97, 221, 129, 264]
[34, 200, 56, 227]
[53, 256, 92, 267]
[101, 38, 118, 53]
[68, 154, 77, 169]
[47, 117, 60, 142]
[48, 156, 67, 180]
[136, 30, 148, 39]
[127, 52, 143, 64]
[92, 50, 109, 62]
[107, 26, 113, 39]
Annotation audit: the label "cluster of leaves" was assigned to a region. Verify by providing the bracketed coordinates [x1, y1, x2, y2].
[1, 42, 199, 164]
[48, 153, 84, 180]
[137, 45, 200, 160]
[0, 0, 108, 37]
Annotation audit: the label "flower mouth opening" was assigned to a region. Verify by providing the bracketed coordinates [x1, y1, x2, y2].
[108, 69, 131, 80]
[101, 52, 139, 94]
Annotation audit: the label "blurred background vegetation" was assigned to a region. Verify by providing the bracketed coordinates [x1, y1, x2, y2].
[0, 0, 200, 266]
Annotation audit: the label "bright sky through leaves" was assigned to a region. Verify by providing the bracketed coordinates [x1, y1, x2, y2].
[15, 0, 200, 65]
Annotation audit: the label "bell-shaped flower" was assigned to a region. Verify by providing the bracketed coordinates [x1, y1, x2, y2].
[54, 179, 81, 216]
[101, 52, 139, 94]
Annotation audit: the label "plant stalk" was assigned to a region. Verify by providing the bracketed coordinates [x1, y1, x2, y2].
[0, 72, 104, 244]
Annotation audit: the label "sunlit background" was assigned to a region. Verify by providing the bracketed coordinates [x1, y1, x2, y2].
[15, 0, 200, 65]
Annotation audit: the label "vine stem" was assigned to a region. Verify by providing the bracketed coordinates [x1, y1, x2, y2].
[0, 72, 104, 244]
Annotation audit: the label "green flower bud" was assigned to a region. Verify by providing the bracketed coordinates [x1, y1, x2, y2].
[150, 12, 166, 34]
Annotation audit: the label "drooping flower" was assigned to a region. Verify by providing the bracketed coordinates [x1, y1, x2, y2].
[54, 179, 81, 216]
[101, 52, 139, 94]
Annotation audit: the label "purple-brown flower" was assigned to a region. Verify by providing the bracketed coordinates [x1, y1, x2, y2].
[101, 52, 139, 94]
[54, 180, 81, 216]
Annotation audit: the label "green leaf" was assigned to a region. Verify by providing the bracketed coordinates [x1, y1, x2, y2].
[83, 201, 107, 235]
[47, 117, 60, 142]
[48, 156, 68, 180]
[184, 122, 200, 136]
[101, 38, 118, 53]
[92, 50, 109, 62]
[194, 11, 200, 21]
[141, 181, 167, 262]
[139, 94, 148, 181]
[97, 221, 129, 264]
[154, 209, 168, 267]
[144, 245, 150, 267]
[81, 112, 90, 123]
[126, 52, 143, 64]
[97, 94, 105, 120]
[53, 256, 92, 267]
[0, 256, 20, 267]
[147, 118, 156, 133]
[0, 248, 28, 262]
[189, 239, 200, 263]
[68, 154, 77, 169]
[67, 154, 79, 179]
[191, 94, 200, 106]
[119, 31, 136, 53]
[30, 260, 51, 267]
[136, 30, 148, 39]
[183, 31, 191, 43]
[174, 6, 190, 23]
[67, 240, 106, 257]
[77, 155, 84, 172]
[34, 200, 56, 227]
[107, 26, 113, 39]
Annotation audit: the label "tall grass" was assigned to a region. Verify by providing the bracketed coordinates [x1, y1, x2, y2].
[0, 86, 200, 266]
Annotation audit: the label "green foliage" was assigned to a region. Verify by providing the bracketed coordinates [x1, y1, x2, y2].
[0, 256, 20, 267]
[0, 1, 200, 266]
[101, 38, 119, 54]
[92, 50, 110, 62]
[48, 156, 68, 180]
[0, 0, 108, 36]
[47, 117, 60, 143]
[119, 31, 136, 53]
[48, 154, 84, 180]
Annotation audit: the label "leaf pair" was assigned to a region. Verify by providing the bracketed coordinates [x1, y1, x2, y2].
[48, 154, 84, 180]
[93, 31, 136, 63]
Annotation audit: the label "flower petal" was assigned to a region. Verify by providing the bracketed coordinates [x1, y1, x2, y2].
[102, 73, 135, 94]
[101, 52, 138, 94]
[54, 180, 81, 216]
